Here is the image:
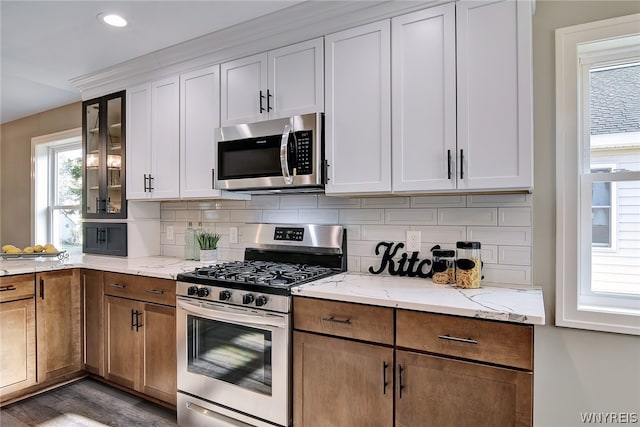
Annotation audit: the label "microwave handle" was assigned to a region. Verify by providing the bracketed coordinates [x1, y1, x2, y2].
[280, 124, 294, 185]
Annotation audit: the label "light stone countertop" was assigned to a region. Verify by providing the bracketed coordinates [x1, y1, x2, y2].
[0, 254, 207, 280]
[1, 255, 545, 325]
[292, 273, 545, 325]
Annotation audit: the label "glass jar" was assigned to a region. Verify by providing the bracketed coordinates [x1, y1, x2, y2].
[431, 249, 456, 285]
[185, 222, 196, 260]
[455, 241, 482, 288]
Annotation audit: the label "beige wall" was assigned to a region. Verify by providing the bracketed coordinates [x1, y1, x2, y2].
[532, 1, 640, 425]
[0, 102, 81, 247]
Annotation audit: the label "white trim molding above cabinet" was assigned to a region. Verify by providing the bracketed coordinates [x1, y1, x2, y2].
[325, 0, 533, 196]
[220, 38, 324, 126]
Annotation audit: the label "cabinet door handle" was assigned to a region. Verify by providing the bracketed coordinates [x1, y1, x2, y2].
[259, 90, 265, 113]
[460, 149, 464, 180]
[382, 361, 389, 395]
[146, 289, 164, 295]
[398, 364, 405, 399]
[323, 159, 330, 184]
[447, 149, 452, 180]
[148, 175, 154, 191]
[438, 334, 478, 345]
[0, 286, 16, 292]
[95, 197, 101, 213]
[143, 174, 148, 192]
[135, 310, 143, 331]
[131, 309, 136, 330]
[109, 283, 126, 289]
[321, 316, 352, 325]
[39, 278, 44, 299]
[267, 89, 273, 112]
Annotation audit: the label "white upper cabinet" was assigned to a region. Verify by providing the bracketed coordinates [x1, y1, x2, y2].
[391, 3, 456, 193]
[456, 0, 533, 191]
[127, 76, 180, 200]
[220, 38, 324, 126]
[324, 21, 392, 195]
[180, 65, 220, 198]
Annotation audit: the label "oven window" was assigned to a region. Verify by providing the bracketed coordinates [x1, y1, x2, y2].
[187, 315, 272, 396]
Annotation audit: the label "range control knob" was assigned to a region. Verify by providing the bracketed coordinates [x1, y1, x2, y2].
[242, 294, 255, 305]
[187, 286, 198, 296]
[255, 295, 268, 307]
[197, 287, 210, 298]
[219, 290, 231, 301]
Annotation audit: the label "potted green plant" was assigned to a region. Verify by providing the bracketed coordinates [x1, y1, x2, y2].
[197, 231, 221, 262]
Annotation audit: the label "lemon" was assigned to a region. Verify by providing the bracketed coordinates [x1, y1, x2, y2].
[23, 246, 35, 254]
[6, 247, 22, 254]
[45, 246, 58, 254]
[33, 245, 44, 253]
[2, 244, 17, 252]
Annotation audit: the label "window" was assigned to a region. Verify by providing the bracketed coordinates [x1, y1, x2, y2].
[32, 129, 83, 254]
[556, 14, 640, 335]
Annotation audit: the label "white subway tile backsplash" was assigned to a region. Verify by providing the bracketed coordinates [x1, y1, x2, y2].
[175, 210, 202, 222]
[498, 207, 532, 226]
[339, 209, 384, 224]
[262, 210, 299, 223]
[467, 226, 531, 245]
[480, 245, 498, 264]
[298, 209, 339, 224]
[361, 225, 408, 242]
[161, 193, 533, 286]
[437, 208, 497, 226]
[413, 226, 466, 244]
[246, 195, 280, 209]
[280, 194, 318, 209]
[498, 246, 532, 266]
[467, 194, 532, 207]
[412, 195, 466, 208]
[228, 209, 262, 223]
[318, 196, 361, 208]
[482, 264, 531, 285]
[202, 210, 231, 222]
[362, 197, 410, 208]
[386, 209, 437, 225]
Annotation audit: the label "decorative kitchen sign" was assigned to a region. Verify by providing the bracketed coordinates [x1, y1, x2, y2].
[368, 242, 433, 278]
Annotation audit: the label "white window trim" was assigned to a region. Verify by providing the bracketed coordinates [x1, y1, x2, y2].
[31, 128, 82, 245]
[555, 13, 640, 336]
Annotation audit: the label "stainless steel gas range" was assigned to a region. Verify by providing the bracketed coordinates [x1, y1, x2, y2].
[176, 224, 346, 427]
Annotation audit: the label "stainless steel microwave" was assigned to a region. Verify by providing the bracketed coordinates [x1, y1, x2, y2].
[215, 113, 324, 193]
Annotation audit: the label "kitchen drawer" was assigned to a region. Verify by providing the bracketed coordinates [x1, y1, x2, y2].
[104, 272, 175, 306]
[293, 297, 394, 345]
[0, 274, 35, 303]
[396, 310, 533, 370]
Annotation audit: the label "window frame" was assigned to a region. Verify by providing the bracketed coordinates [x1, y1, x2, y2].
[31, 128, 82, 253]
[555, 13, 640, 336]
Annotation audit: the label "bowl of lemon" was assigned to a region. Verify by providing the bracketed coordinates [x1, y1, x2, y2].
[1, 244, 66, 260]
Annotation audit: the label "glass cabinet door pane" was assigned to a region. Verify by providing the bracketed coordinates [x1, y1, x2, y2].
[85, 102, 101, 215]
[106, 97, 123, 214]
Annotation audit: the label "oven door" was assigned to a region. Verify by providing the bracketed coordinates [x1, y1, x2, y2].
[177, 297, 290, 426]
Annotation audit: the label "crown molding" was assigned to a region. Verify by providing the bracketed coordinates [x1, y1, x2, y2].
[70, 1, 441, 99]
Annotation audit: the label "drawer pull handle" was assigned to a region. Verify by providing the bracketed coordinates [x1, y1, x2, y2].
[146, 289, 164, 295]
[0, 286, 17, 292]
[109, 284, 126, 289]
[398, 364, 405, 399]
[438, 334, 478, 345]
[322, 316, 352, 325]
[382, 361, 389, 395]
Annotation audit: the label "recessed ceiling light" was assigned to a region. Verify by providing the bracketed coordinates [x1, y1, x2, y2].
[97, 13, 127, 27]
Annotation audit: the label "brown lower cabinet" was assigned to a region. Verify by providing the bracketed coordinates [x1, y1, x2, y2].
[0, 274, 37, 398]
[293, 297, 534, 427]
[36, 270, 82, 383]
[103, 272, 177, 406]
[82, 269, 104, 376]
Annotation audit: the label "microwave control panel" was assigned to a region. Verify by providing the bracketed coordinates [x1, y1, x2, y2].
[294, 130, 312, 175]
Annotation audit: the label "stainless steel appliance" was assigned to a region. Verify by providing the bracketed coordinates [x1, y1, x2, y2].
[176, 224, 346, 427]
[215, 113, 325, 193]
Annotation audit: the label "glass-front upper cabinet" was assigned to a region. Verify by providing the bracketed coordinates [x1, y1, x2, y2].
[83, 91, 127, 219]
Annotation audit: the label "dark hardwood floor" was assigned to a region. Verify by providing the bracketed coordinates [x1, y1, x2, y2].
[0, 378, 177, 426]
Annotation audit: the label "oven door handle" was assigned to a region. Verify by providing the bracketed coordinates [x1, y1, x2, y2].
[177, 299, 287, 329]
[280, 124, 294, 185]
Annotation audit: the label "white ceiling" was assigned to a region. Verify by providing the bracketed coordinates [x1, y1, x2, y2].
[0, 1, 303, 124]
